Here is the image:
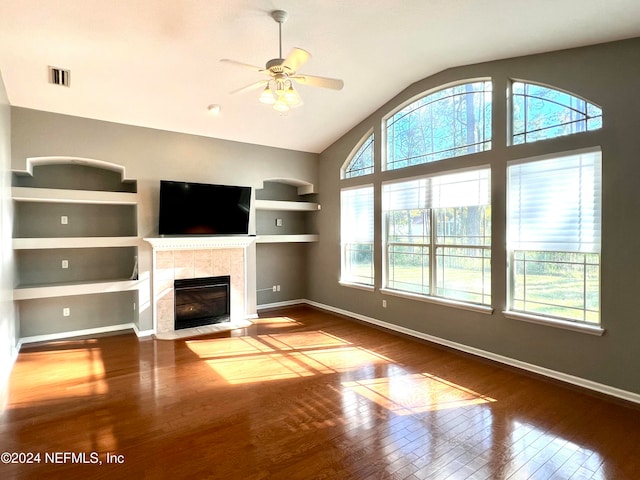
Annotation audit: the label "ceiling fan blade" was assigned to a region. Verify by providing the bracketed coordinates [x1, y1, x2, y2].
[229, 80, 268, 95]
[292, 74, 344, 90]
[282, 48, 311, 73]
[220, 59, 264, 72]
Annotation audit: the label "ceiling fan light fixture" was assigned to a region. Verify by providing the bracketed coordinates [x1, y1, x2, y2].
[259, 84, 276, 105]
[273, 98, 290, 112]
[223, 10, 342, 113]
[284, 84, 300, 105]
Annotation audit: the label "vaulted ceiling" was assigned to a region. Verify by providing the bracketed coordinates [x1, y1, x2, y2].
[1, 0, 640, 153]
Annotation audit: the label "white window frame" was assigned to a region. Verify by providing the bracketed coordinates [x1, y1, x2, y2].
[504, 147, 604, 335]
[381, 167, 493, 313]
[340, 184, 375, 289]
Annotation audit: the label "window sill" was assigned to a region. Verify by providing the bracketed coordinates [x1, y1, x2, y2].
[339, 280, 375, 292]
[380, 288, 494, 314]
[503, 310, 605, 336]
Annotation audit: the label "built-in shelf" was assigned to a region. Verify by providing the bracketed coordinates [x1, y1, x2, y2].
[12, 187, 138, 205]
[13, 236, 140, 250]
[255, 199, 320, 211]
[11, 160, 140, 342]
[255, 181, 319, 244]
[13, 279, 141, 300]
[256, 234, 319, 243]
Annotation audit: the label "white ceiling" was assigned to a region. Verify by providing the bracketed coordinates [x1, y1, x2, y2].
[1, 0, 640, 154]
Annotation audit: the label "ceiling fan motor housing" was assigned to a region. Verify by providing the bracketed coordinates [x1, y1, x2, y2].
[266, 58, 291, 74]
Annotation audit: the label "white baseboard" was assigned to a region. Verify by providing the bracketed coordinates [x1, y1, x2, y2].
[132, 323, 154, 338]
[257, 299, 308, 311]
[301, 299, 640, 405]
[20, 323, 136, 345]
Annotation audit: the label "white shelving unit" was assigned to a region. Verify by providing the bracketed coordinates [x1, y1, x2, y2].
[13, 279, 141, 300]
[255, 194, 319, 243]
[11, 159, 142, 343]
[13, 236, 139, 250]
[13, 181, 139, 318]
[254, 199, 320, 212]
[256, 234, 319, 243]
[12, 186, 138, 205]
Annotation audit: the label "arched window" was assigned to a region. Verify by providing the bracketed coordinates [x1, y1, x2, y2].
[343, 132, 374, 179]
[511, 81, 602, 144]
[385, 81, 492, 170]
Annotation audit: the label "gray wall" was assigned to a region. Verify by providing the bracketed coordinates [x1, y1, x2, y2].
[256, 243, 308, 305]
[10, 108, 318, 332]
[309, 38, 640, 395]
[0, 72, 18, 387]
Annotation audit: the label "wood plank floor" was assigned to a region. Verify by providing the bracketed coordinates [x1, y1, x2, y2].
[1, 305, 640, 479]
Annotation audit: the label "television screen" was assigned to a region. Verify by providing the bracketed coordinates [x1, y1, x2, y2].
[159, 180, 251, 235]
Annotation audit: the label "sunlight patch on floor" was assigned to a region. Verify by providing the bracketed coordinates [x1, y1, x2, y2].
[186, 330, 392, 384]
[9, 340, 108, 406]
[250, 316, 303, 328]
[342, 373, 496, 414]
[187, 336, 274, 358]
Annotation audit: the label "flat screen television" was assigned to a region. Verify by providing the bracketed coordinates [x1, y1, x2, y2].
[159, 180, 251, 235]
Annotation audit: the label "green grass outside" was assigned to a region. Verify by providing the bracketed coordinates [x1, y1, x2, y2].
[348, 261, 599, 323]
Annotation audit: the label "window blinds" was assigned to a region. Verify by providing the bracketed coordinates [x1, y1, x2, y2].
[382, 168, 491, 211]
[341, 186, 374, 244]
[508, 150, 601, 253]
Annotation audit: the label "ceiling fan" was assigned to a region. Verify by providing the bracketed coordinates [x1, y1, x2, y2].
[220, 10, 344, 112]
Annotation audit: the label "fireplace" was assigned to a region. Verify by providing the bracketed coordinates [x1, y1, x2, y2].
[174, 275, 230, 330]
[144, 235, 256, 337]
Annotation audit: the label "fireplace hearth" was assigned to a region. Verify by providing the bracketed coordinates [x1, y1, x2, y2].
[174, 275, 230, 330]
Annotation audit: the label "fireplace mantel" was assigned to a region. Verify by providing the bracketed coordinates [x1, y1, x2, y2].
[143, 235, 256, 251]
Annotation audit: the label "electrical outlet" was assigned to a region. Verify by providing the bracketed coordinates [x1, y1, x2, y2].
[272, 285, 277, 292]
[63, 307, 70, 317]
[276, 285, 281, 292]
[275, 218, 283, 227]
[382, 299, 387, 308]
[60, 215, 68, 225]
[61, 259, 69, 269]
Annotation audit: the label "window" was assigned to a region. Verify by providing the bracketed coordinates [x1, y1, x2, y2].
[343, 132, 374, 179]
[339, 75, 605, 326]
[383, 168, 491, 305]
[385, 81, 492, 170]
[507, 149, 601, 324]
[341, 186, 374, 286]
[511, 81, 602, 145]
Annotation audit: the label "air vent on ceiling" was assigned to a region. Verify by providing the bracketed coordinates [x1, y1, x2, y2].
[48, 66, 70, 87]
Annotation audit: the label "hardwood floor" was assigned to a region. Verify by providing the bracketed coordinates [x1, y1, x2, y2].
[1, 305, 640, 479]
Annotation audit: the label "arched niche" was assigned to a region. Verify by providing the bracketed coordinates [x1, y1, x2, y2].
[258, 177, 315, 196]
[13, 156, 136, 192]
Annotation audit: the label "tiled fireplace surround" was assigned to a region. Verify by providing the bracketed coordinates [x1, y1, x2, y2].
[144, 237, 255, 337]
